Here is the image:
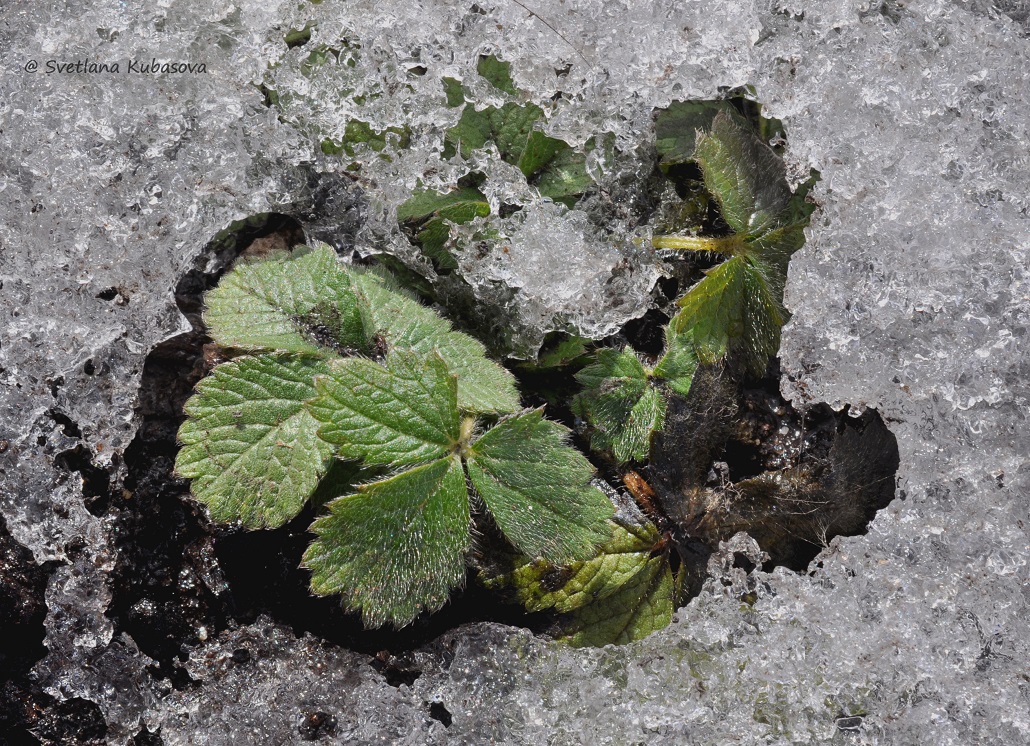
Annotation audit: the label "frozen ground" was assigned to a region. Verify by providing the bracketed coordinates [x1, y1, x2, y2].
[1, 0, 1028, 743]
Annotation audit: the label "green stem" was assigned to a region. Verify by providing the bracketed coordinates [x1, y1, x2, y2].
[652, 234, 743, 255]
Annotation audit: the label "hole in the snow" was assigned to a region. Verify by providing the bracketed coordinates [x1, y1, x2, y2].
[428, 701, 453, 727]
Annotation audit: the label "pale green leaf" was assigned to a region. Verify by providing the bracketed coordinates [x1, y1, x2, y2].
[304, 456, 470, 628]
[175, 354, 332, 529]
[203, 245, 364, 355]
[307, 349, 459, 467]
[466, 409, 613, 563]
[488, 513, 675, 646]
[563, 555, 674, 647]
[499, 517, 663, 614]
[693, 110, 792, 236]
[347, 267, 520, 414]
[575, 349, 665, 463]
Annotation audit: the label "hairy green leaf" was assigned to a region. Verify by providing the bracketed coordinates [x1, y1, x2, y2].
[175, 354, 332, 529]
[575, 349, 665, 463]
[466, 409, 613, 563]
[673, 255, 784, 374]
[652, 326, 699, 398]
[532, 335, 591, 369]
[693, 110, 792, 236]
[348, 268, 520, 414]
[308, 349, 459, 466]
[304, 456, 470, 628]
[203, 246, 364, 356]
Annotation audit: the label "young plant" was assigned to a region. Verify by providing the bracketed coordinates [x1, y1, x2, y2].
[492, 103, 816, 646]
[575, 108, 814, 465]
[175, 244, 614, 628]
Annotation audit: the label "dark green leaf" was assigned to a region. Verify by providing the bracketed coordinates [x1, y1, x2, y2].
[575, 349, 665, 463]
[304, 456, 470, 627]
[176, 354, 332, 529]
[466, 409, 614, 563]
[477, 54, 518, 95]
[655, 99, 736, 169]
[442, 76, 465, 107]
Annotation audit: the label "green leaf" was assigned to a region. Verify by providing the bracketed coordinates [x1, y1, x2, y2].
[672, 254, 785, 374]
[655, 99, 736, 169]
[477, 54, 518, 95]
[532, 335, 592, 369]
[442, 76, 465, 107]
[466, 409, 614, 563]
[444, 105, 495, 159]
[203, 246, 364, 356]
[396, 186, 488, 222]
[531, 140, 593, 207]
[563, 552, 673, 647]
[652, 326, 699, 398]
[307, 349, 459, 467]
[347, 268, 520, 414]
[693, 110, 792, 236]
[321, 120, 410, 157]
[517, 130, 568, 180]
[575, 349, 666, 463]
[492, 514, 674, 646]
[304, 456, 470, 628]
[175, 354, 332, 529]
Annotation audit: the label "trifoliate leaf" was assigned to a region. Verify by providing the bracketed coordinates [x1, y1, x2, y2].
[693, 110, 792, 236]
[672, 254, 784, 375]
[304, 456, 470, 628]
[575, 349, 665, 463]
[203, 246, 364, 356]
[465, 409, 613, 563]
[175, 354, 332, 529]
[307, 349, 459, 467]
[347, 268, 520, 414]
[652, 326, 699, 398]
